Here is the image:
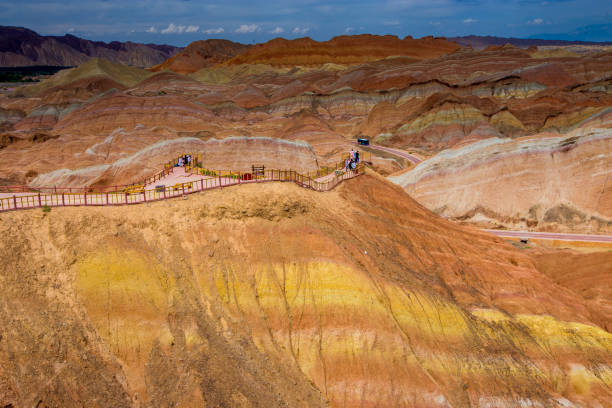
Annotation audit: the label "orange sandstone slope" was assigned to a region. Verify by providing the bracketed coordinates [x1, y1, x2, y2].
[150, 39, 250, 74]
[222, 34, 461, 67]
[531, 249, 612, 332]
[0, 174, 611, 407]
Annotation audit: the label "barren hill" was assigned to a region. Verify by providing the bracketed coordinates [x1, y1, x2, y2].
[390, 122, 612, 234]
[448, 35, 612, 49]
[0, 26, 181, 67]
[150, 39, 250, 74]
[222, 34, 461, 67]
[1, 174, 611, 406]
[12, 58, 153, 98]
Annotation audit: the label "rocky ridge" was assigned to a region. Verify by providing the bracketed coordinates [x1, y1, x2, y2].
[0, 26, 181, 67]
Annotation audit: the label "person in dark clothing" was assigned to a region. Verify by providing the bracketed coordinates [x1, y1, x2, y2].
[355, 151, 360, 163]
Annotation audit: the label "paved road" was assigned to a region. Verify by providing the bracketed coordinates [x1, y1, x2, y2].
[363, 144, 423, 164]
[484, 229, 612, 243]
[361, 144, 612, 244]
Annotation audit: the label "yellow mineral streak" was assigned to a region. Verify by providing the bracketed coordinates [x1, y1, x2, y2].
[203, 261, 612, 405]
[75, 249, 175, 399]
[51, 246, 612, 407]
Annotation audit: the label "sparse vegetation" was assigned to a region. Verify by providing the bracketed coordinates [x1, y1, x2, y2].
[0, 66, 69, 82]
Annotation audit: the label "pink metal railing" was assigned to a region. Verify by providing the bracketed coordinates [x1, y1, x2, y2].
[0, 163, 364, 213]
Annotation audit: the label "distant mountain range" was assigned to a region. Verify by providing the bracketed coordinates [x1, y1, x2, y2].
[448, 35, 612, 49]
[0, 26, 182, 67]
[529, 24, 612, 43]
[2, 25, 611, 69]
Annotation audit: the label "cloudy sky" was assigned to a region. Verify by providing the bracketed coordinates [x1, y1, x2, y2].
[2, 0, 611, 45]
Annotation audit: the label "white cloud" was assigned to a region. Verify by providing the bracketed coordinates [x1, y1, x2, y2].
[203, 27, 224, 34]
[384, 20, 400, 26]
[270, 27, 284, 34]
[146, 26, 157, 33]
[161, 23, 187, 34]
[235, 24, 260, 33]
[429, 21, 441, 26]
[527, 18, 544, 25]
[345, 27, 354, 33]
[67, 28, 75, 33]
[185, 25, 200, 33]
[292, 27, 309, 35]
[463, 18, 477, 24]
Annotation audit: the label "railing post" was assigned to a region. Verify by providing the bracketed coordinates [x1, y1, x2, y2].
[62, 193, 65, 206]
[106, 192, 109, 205]
[143, 189, 146, 202]
[84, 192, 87, 206]
[13, 195, 17, 209]
[201, 179, 204, 190]
[218, 175, 221, 188]
[163, 187, 167, 199]
[38, 193, 41, 207]
[182, 183, 185, 195]
[125, 192, 128, 205]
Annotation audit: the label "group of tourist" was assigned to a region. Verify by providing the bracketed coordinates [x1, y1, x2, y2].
[176, 154, 192, 167]
[345, 149, 360, 171]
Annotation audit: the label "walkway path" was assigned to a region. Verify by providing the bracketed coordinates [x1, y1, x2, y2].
[144, 167, 212, 189]
[0, 164, 362, 212]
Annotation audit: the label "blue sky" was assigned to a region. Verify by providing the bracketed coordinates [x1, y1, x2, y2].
[2, 0, 611, 45]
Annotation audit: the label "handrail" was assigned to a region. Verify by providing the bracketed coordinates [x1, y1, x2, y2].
[0, 153, 193, 195]
[0, 161, 364, 213]
[0, 151, 370, 195]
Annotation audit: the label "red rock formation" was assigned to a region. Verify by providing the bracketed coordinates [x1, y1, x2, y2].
[532, 248, 612, 331]
[53, 93, 222, 135]
[223, 34, 460, 67]
[150, 39, 250, 74]
[1, 44, 611, 234]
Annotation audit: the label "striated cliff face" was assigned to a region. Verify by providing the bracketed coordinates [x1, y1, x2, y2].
[0, 175, 611, 407]
[220, 34, 460, 67]
[0, 26, 181, 67]
[150, 40, 250, 74]
[390, 124, 612, 233]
